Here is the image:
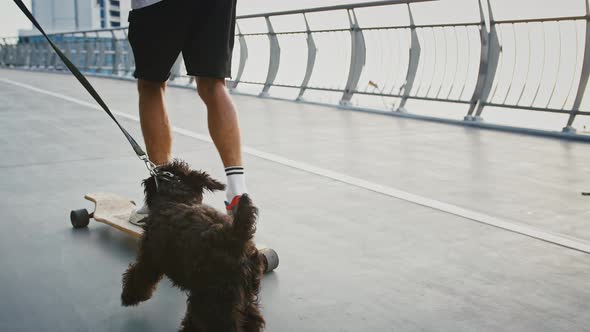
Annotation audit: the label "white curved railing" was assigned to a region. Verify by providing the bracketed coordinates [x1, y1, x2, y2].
[2, 0, 590, 138]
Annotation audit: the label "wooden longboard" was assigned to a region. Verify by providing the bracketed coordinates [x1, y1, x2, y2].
[84, 192, 143, 237]
[71, 192, 279, 272]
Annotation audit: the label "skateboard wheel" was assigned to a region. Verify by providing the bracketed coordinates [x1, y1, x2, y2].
[70, 209, 90, 228]
[259, 248, 279, 273]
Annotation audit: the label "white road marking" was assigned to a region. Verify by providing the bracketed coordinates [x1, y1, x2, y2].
[2, 77, 590, 254]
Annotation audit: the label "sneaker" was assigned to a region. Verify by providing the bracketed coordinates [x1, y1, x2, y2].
[129, 203, 149, 226]
[225, 195, 242, 217]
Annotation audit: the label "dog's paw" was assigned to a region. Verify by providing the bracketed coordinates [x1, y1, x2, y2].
[121, 289, 150, 306]
[233, 194, 258, 241]
[238, 194, 253, 206]
[121, 292, 139, 306]
[237, 194, 258, 218]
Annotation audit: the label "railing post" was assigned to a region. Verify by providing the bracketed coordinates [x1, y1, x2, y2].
[397, 4, 420, 112]
[63, 35, 73, 70]
[24, 40, 37, 68]
[13, 41, 18, 66]
[96, 33, 106, 73]
[22, 41, 30, 67]
[564, 0, 590, 133]
[8, 41, 15, 67]
[2, 39, 9, 67]
[340, 9, 366, 105]
[57, 37, 65, 69]
[260, 17, 280, 97]
[45, 38, 54, 69]
[33, 42, 42, 68]
[0, 38, 6, 67]
[296, 13, 317, 101]
[75, 33, 83, 69]
[10, 41, 16, 66]
[12, 41, 18, 66]
[4, 40, 8, 66]
[230, 24, 248, 90]
[50, 37, 60, 69]
[40, 41, 47, 68]
[0, 38, 6, 66]
[83, 32, 92, 70]
[14, 42, 21, 67]
[41, 37, 49, 69]
[26, 42, 32, 67]
[7, 39, 16, 67]
[466, 0, 500, 121]
[14, 41, 21, 67]
[40, 42, 47, 67]
[111, 30, 120, 75]
[0, 39, 5, 67]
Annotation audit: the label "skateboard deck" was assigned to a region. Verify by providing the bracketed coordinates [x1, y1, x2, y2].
[70, 192, 279, 272]
[84, 192, 143, 237]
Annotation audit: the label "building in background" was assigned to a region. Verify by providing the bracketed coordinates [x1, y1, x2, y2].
[19, 0, 130, 35]
[97, 0, 129, 28]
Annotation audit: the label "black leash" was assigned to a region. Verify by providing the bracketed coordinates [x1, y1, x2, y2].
[12, 0, 158, 177]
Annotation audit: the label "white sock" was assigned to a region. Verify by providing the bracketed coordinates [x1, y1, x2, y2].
[225, 166, 247, 202]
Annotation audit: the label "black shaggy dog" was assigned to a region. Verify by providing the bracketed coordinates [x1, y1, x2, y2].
[121, 160, 265, 332]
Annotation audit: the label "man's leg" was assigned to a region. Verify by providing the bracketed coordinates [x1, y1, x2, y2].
[127, 0, 187, 224]
[197, 77, 241, 167]
[128, 79, 173, 223]
[138, 79, 172, 166]
[196, 77, 246, 208]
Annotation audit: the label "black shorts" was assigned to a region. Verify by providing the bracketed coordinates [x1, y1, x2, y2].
[127, 0, 237, 82]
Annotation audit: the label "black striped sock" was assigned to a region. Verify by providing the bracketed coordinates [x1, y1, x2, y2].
[225, 166, 244, 176]
[225, 166, 247, 202]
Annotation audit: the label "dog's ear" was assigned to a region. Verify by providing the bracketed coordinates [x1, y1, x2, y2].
[232, 194, 258, 242]
[187, 170, 226, 192]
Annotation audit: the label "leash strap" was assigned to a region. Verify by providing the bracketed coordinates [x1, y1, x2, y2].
[12, 0, 157, 174]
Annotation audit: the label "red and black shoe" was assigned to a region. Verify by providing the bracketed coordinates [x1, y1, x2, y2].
[224, 195, 242, 216]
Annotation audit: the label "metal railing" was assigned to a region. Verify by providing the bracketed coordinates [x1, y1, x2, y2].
[2, 0, 590, 136]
